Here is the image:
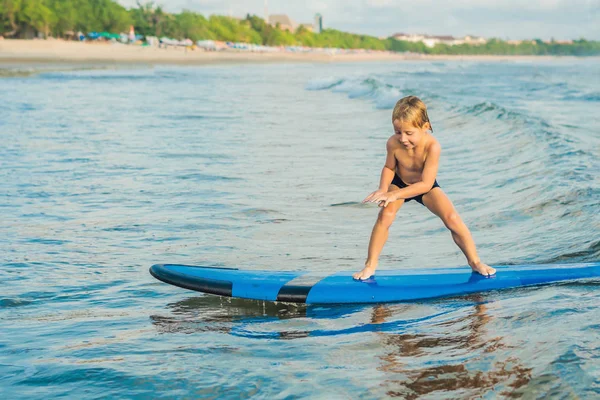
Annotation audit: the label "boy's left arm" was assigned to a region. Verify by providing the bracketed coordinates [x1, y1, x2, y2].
[375, 143, 441, 207]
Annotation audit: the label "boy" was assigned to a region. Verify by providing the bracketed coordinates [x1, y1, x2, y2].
[353, 96, 496, 280]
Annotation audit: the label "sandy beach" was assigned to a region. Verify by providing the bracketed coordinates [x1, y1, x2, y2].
[0, 39, 575, 65]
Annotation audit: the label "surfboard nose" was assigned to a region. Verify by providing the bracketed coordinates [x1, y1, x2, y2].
[150, 264, 234, 297]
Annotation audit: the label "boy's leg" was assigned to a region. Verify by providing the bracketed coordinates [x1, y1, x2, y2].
[353, 186, 405, 280]
[421, 188, 496, 276]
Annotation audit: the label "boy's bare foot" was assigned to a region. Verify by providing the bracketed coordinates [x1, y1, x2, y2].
[469, 261, 496, 276]
[353, 265, 377, 280]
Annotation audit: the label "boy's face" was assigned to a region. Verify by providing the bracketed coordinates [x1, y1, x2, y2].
[393, 119, 428, 150]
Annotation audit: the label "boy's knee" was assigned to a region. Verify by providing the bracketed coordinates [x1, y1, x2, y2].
[443, 212, 460, 229]
[378, 209, 397, 227]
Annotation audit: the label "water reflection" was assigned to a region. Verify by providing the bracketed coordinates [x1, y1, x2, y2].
[372, 296, 532, 398]
[149, 292, 600, 396]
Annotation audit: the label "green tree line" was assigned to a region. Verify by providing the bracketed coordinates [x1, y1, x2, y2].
[1, 0, 599, 55]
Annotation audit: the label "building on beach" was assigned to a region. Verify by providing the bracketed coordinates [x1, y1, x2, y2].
[268, 13, 316, 33]
[391, 33, 427, 43]
[462, 35, 487, 45]
[314, 14, 323, 34]
[268, 14, 296, 32]
[391, 33, 487, 48]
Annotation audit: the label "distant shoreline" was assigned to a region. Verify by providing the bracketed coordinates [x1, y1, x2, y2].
[0, 39, 590, 65]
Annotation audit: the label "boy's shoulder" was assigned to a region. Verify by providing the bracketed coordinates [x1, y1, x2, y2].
[384, 134, 441, 152]
[385, 135, 400, 149]
[427, 134, 441, 150]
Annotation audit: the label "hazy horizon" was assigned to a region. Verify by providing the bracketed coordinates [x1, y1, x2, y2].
[117, 0, 600, 41]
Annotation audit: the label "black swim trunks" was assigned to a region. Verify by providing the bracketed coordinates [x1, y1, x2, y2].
[391, 174, 440, 205]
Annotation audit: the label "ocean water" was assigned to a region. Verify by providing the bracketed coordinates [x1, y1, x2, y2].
[1, 58, 599, 399]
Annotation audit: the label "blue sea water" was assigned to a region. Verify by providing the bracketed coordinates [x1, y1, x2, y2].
[1, 58, 599, 398]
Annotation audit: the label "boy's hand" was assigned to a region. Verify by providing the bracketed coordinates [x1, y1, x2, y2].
[363, 190, 397, 207]
[363, 189, 386, 203]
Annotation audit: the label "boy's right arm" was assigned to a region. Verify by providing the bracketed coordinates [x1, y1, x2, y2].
[363, 138, 396, 203]
[378, 137, 397, 191]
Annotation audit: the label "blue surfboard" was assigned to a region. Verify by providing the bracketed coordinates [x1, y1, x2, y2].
[150, 262, 600, 304]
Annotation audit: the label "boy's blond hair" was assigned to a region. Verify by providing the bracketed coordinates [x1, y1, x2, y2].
[392, 96, 433, 132]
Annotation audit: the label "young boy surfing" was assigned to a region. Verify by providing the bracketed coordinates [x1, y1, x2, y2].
[353, 96, 497, 280]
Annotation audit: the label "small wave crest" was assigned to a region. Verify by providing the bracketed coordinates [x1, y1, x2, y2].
[306, 75, 403, 109]
[563, 92, 600, 102]
[452, 100, 568, 146]
[542, 240, 600, 264]
[458, 101, 532, 123]
[305, 77, 345, 91]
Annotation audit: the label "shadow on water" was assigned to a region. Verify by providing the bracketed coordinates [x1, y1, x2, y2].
[329, 201, 369, 208]
[150, 294, 364, 337]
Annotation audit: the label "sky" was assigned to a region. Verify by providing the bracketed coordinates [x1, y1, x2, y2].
[118, 0, 600, 40]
